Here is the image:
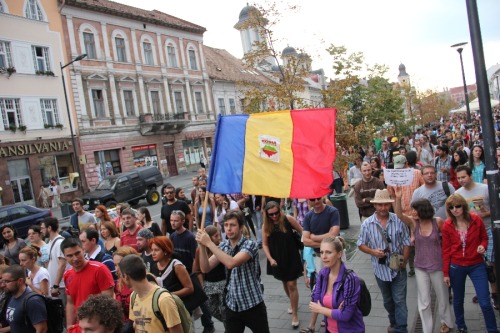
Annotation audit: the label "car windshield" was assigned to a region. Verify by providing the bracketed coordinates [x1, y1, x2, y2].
[95, 178, 117, 190]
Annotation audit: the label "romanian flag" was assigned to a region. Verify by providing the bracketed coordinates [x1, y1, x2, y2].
[207, 108, 336, 198]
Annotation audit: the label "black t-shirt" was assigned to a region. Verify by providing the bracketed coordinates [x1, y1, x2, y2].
[141, 252, 159, 277]
[160, 200, 191, 234]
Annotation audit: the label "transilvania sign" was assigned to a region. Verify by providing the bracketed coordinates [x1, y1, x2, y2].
[0, 141, 70, 157]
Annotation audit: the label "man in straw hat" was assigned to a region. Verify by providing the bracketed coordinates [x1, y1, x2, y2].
[357, 189, 411, 333]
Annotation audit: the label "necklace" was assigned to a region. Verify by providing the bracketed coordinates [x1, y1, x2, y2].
[456, 222, 469, 257]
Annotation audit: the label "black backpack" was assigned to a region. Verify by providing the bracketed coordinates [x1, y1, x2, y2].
[335, 269, 371, 316]
[23, 292, 64, 333]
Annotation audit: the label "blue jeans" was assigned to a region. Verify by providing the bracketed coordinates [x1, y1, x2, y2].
[375, 270, 408, 333]
[449, 262, 499, 333]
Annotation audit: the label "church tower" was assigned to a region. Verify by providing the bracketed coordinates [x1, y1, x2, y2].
[234, 4, 276, 68]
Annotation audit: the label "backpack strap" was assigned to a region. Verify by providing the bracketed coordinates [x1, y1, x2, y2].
[152, 288, 168, 331]
[48, 236, 64, 261]
[442, 181, 450, 198]
[93, 251, 105, 263]
[131, 289, 168, 331]
[23, 291, 40, 326]
[335, 269, 353, 303]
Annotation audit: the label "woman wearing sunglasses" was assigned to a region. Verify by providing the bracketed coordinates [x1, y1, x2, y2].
[262, 201, 303, 329]
[442, 194, 498, 333]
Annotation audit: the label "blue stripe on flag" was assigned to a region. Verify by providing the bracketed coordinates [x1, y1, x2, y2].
[207, 114, 249, 194]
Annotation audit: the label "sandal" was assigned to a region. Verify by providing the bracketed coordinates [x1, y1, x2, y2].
[299, 328, 314, 333]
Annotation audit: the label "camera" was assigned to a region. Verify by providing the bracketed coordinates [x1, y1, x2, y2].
[378, 248, 390, 265]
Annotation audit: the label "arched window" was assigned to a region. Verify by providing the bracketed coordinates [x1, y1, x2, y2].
[111, 30, 131, 63]
[140, 35, 157, 66]
[186, 44, 198, 70]
[78, 23, 101, 60]
[24, 0, 44, 21]
[165, 40, 179, 68]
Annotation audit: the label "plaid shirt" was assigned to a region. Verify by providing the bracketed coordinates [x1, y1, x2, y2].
[220, 236, 263, 312]
[434, 155, 452, 182]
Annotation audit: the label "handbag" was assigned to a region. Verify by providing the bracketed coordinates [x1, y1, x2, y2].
[485, 256, 496, 283]
[158, 259, 208, 312]
[286, 217, 303, 250]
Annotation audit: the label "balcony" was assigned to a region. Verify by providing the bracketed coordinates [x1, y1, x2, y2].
[139, 112, 189, 135]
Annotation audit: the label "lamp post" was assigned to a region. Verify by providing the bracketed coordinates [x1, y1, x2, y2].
[61, 53, 86, 191]
[451, 42, 472, 144]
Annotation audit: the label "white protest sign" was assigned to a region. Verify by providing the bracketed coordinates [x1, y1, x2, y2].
[384, 168, 414, 186]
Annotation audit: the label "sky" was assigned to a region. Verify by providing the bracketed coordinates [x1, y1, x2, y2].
[114, 0, 500, 93]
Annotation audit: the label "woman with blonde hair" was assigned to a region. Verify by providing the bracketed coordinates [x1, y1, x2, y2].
[112, 246, 138, 331]
[442, 194, 498, 333]
[100, 221, 121, 255]
[308, 236, 364, 333]
[194, 187, 217, 229]
[19, 246, 49, 296]
[262, 201, 303, 328]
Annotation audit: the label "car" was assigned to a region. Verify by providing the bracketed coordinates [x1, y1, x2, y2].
[0, 204, 52, 240]
[82, 166, 163, 210]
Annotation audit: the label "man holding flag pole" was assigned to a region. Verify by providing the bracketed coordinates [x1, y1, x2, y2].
[196, 108, 337, 332]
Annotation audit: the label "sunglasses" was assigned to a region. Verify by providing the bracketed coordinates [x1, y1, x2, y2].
[267, 211, 280, 217]
[383, 231, 392, 243]
[165, 191, 174, 195]
[448, 205, 462, 210]
[309, 198, 322, 202]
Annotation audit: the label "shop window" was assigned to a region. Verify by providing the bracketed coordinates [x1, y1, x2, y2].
[182, 138, 211, 166]
[132, 145, 158, 168]
[94, 149, 121, 182]
[39, 155, 77, 193]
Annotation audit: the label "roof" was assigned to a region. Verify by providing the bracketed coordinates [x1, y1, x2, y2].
[62, 0, 206, 34]
[203, 46, 270, 84]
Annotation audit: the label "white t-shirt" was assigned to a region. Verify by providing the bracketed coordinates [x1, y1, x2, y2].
[47, 235, 70, 288]
[29, 267, 50, 292]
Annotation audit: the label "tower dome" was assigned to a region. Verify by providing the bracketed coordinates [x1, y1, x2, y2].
[282, 46, 298, 57]
[398, 63, 409, 77]
[234, 5, 263, 29]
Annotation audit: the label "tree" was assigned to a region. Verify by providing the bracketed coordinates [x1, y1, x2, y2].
[414, 89, 459, 126]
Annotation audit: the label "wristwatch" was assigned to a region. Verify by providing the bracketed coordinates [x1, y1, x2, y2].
[52, 285, 59, 289]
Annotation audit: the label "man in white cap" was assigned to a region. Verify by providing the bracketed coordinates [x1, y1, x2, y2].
[357, 189, 411, 333]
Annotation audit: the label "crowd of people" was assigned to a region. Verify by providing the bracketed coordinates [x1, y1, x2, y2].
[2, 109, 500, 333]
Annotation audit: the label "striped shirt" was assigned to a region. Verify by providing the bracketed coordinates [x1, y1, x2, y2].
[220, 236, 263, 312]
[356, 212, 411, 281]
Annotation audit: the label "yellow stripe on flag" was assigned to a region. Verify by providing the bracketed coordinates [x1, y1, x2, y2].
[242, 111, 293, 197]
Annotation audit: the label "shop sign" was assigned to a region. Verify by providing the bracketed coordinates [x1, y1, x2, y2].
[0, 141, 70, 158]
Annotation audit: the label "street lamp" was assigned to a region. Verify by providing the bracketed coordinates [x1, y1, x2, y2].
[451, 42, 472, 145]
[61, 53, 86, 190]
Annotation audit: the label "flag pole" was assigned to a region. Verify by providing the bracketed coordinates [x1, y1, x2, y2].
[200, 191, 209, 230]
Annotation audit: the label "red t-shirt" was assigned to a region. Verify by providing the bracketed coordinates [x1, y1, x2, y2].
[120, 225, 143, 251]
[64, 261, 115, 312]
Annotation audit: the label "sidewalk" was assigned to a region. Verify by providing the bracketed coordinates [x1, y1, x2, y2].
[193, 189, 500, 333]
[52, 172, 498, 332]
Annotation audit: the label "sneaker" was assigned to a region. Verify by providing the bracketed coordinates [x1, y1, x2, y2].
[457, 329, 468, 333]
[472, 295, 478, 303]
[387, 326, 395, 333]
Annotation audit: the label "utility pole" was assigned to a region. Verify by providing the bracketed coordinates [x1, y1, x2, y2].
[465, 0, 500, 295]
